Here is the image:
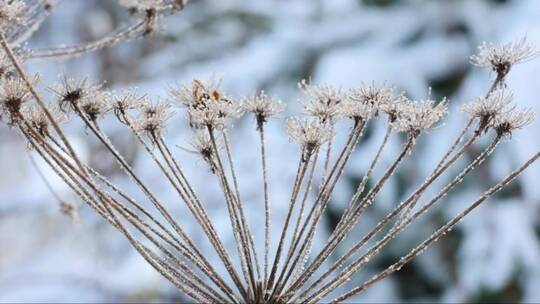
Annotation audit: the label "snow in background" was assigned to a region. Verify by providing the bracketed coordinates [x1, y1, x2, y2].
[1, 0, 539, 302]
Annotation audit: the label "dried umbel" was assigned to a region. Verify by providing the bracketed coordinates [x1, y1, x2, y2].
[286, 117, 333, 155]
[241, 92, 285, 127]
[134, 101, 174, 135]
[21, 105, 65, 137]
[391, 98, 448, 133]
[50, 77, 102, 114]
[0, 75, 35, 125]
[172, 79, 239, 130]
[0, 5, 539, 303]
[471, 37, 538, 86]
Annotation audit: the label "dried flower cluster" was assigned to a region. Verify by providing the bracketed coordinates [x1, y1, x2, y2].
[0, 2, 539, 303]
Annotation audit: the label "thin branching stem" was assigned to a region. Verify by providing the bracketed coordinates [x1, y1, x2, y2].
[333, 149, 540, 303]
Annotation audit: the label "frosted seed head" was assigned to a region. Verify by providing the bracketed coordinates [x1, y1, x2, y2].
[490, 107, 535, 137]
[391, 98, 448, 133]
[299, 80, 343, 123]
[350, 83, 397, 114]
[110, 90, 148, 123]
[339, 95, 377, 122]
[0, 75, 36, 125]
[470, 38, 537, 77]
[172, 79, 238, 130]
[240, 91, 285, 127]
[50, 77, 102, 114]
[285, 117, 332, 153]
[461, 89, 514, 126]
[79, 90, 113, 121]
[134, 101, 174, 136]
[21, 105, 66, 137]
[182, 131, 220, 173]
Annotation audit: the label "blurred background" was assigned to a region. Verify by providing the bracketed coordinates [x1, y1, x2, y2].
[1, 0, 540, 302]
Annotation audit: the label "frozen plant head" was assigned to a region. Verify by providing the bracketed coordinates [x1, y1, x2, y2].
[241, 91, 285, 128]
[0, 75, 36, 125]
[299, 80, 343, 124]
[391, 98, 448, 134]
[470, 37, 537, 78]
[490, 107, 535, 137]
[50, 77, 102, 114]
[186, 131, 221, 173]
[461, 89, 514, 128]
[79, 90, 113, 122]
[172, 79, 238, 130]
[349, 83, 397, 114]
[134, 101, 174, 136]
[21, 105, 66, 137]
[110, 90, 149, 123]
[286, 117, 332, 155]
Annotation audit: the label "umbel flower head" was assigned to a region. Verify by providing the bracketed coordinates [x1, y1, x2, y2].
[184, 131, 220, 173]
[286, 117, 332, 155]
[461, 89, 514, 128]
[349, 83, 396, 111]
[110, 90, 148, 123]
[134, 101, 174, 135]
[0, 75, 36, 125]
[21, 105, 66, 137]
[391, 98, 448, 134]
[50, 77, 102, 114]
[299, 80, 343, 124]
[490, 107, 535, 137]
[241, 91, 285, 128]
[79, 90, 113, 122]
[470, 38, 537, 78]
[171, 79, 239, 130]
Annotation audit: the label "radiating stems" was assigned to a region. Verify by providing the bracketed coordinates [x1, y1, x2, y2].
[300, 133, 500, 303]
[207, 126, 256, 299]
[333, 148, 540, 303]
[22, 126, 220, 302]
[222, 130, 262, 283]
[266, 152, 311, 295]
[273, 120, 366, 297]
[0, 31, 88, 177]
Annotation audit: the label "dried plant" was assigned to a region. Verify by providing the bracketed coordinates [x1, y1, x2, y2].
[1, 1, 539, 303]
